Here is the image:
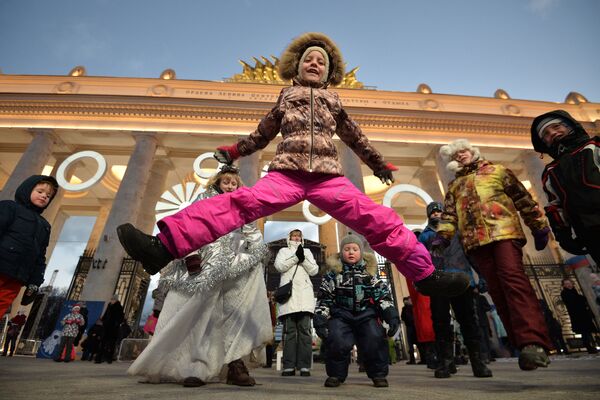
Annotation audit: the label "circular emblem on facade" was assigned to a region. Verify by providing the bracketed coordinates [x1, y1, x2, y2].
[55, 81, 77, 94]
[155, 182, 205, 221]
[302, 201, 332, 225]
[382, 184, 434, 230]
[420, 99, 440, 110]
[56, 150, 107, 192]
[501, 104, 521, 115]
[193, 153, 224, 179]
[150, 85, 169, 96]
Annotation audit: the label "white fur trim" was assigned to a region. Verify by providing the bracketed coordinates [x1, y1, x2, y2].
[439, 139, 481, 173]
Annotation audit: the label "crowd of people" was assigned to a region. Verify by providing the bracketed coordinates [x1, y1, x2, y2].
[1, 31, 599, 389]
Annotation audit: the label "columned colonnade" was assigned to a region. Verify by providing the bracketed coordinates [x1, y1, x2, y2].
[1, 72, 599, 325]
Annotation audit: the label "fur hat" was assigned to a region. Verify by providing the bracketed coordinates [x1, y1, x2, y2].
[278, 32, 345, 86]
[439, 139, 481, 173]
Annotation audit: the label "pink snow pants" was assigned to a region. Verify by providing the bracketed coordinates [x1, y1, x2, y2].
[157, 170, 434, 281]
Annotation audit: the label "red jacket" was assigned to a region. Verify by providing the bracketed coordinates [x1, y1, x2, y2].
[407, 280, 435, 343]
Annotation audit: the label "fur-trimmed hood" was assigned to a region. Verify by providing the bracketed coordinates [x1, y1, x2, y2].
[439, 139, 482, 174]
[324, 252, 378, 276]
[278, 32, 345, 86]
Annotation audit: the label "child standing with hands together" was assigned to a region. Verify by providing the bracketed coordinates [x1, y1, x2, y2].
[315, 234, 400, 388]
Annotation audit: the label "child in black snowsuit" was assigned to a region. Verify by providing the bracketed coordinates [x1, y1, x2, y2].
[314, 234, 399, 388]
[0, 175, 58, 316]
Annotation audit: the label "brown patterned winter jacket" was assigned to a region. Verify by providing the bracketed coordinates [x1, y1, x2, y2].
[438, 159, 549, 251]
[236, 79, 387, 176]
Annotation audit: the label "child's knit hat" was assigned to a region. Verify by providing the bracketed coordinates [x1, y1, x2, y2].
[339, 234, 364, 256]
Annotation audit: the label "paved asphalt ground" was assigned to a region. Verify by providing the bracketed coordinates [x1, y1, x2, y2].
[1, 354, 598, 400]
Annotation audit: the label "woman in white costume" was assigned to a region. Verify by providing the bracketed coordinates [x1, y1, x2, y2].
[128, 165, 272, 387]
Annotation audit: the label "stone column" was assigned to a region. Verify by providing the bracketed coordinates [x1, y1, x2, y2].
[337, 144, 370, 247]
[417, 166, 445, 203]
[434, 146, 454, 191]
[521, 150, 547, 206]
[239, 151, 261, 187]
[390, 266, 410, 307]
[318, 219, 339, 258]
[80, 132, 158, 303]
[0, 129, 55, 200]
[239, 151, 265, 234]
[521, 150, 563, 263]
[338, 144, 365, 192]
[45, 210, 69, 262]
[136, 157, 173, 233]
[42, 153, 79, 226]
[86, 201, 112, 252]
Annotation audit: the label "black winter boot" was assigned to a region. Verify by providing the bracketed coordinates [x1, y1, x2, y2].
[324, 377, 342, 387]
[414, 270, 470, 297]
[466, 342, 493, 378]
[434, 341, 456, 379]
[227, 359, 256, 386]
[182, 377, 206, 387]
[372, 377, 389, 387]
[424, 342, 438, 370]
[117, 223, 174, 275]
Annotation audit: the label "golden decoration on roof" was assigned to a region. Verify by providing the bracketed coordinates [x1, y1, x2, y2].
[565, 91, 588, 105]
[228, 55, 364, 89]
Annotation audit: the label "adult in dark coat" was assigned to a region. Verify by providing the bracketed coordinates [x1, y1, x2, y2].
[400, 297, 417, 364]
[560, 279, 598, 354]
[116, 320, 132, 353]
[420, 202, 492, 378]
[81, 319, 103, 361]
[538, 299, 569, 355]
[95, 296, 125, 363]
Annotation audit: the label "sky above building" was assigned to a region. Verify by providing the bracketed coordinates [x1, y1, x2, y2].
[2, 0, 599, 102]
[2, 0, 599, 312]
